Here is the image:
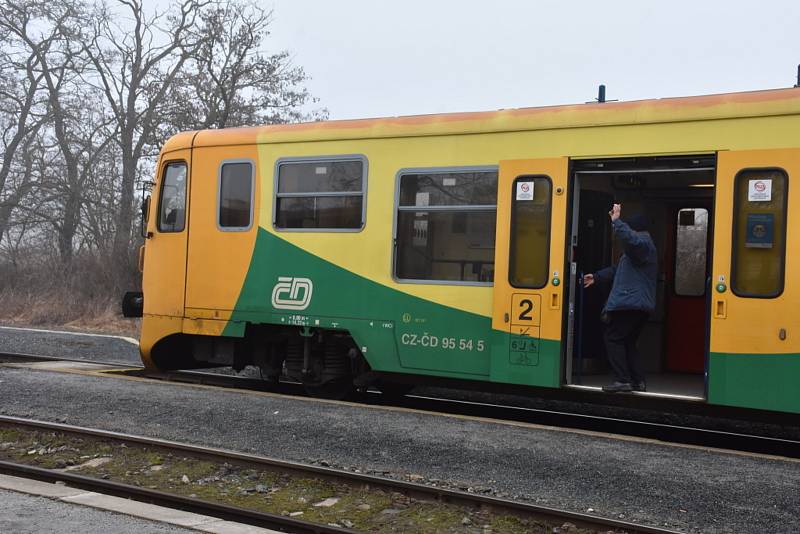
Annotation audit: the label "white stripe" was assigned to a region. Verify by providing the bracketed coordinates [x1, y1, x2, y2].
[0, 325, 139, 346]
[566, 384, 705, 401]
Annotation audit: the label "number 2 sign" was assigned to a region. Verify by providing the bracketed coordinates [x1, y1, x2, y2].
[511, 294, 541, 327]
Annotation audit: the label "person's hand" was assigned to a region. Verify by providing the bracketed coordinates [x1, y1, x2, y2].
[609, 203, 621, 222]
[583, 273, 595, 288]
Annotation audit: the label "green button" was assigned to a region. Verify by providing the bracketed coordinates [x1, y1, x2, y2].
[716, 283, 727, 293]
[552, 278, 560, 286]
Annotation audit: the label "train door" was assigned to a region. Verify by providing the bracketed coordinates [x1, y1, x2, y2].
[184, 146, 260, 323]
[664, 205, 711, 373]
[142, 150, 192, 318]
[490, 158, 568, 387]
[708, 148, 799, 413]
[566, 155, 715, 397]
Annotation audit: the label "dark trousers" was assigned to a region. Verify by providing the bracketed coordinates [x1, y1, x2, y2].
[604, 310, 648, 384]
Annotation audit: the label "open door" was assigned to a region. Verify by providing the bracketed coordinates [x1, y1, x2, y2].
[491, 158, 569, 387]
[709, 148, 799, 413]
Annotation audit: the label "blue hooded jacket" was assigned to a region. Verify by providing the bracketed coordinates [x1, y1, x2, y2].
[594, 218, 657, 312]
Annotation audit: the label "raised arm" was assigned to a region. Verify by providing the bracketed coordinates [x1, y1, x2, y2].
[612, 219, 651, 263]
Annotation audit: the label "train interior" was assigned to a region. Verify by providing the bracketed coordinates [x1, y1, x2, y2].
[565, 155, 716, 399]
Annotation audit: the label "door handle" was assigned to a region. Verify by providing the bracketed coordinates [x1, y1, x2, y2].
[713, 299, 726, 319]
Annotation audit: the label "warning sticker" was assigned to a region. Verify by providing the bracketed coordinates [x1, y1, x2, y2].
[748, 179, 772, 202]
[516, 181, 534, 201]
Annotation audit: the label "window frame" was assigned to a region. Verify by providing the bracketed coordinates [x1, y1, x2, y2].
[217, 158, 255, 232]
[156, 159, 188, 233]
[272, 154, 368, 233]
[508, 174, 553, 289]
[730, 166, 789, 299]
[392, 165, 499, 286]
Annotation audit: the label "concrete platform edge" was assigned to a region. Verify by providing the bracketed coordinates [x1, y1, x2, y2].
[0, 473, 280, 534]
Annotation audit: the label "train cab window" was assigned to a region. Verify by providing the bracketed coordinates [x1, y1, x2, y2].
[157, 161, 187, 232]
[732, 169, 788, 297]
[274, 157, 366, 230]
[395, 168, 498, 284]
[509, 176, 552, 288]
[674, 208, 709, 297]
[218, 161, 254, 230]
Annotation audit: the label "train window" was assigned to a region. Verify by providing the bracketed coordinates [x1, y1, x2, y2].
[157, 161, 187, 233]
[731, 169, 788, 298]
[509, 176, 552, 288]
[394, 168, 498, 284]
[674, 208, 709, 297]
[274, 157, 366, 230]
[218, 161, 254, 230]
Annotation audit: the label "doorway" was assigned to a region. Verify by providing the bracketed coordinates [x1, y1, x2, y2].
[565, 155, 716, 398]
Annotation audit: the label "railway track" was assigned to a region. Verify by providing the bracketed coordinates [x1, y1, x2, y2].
[0, 416, 678, 534]
[2, 350, 799, 460]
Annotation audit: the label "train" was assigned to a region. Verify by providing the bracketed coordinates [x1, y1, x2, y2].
[123, 86, 800, 414]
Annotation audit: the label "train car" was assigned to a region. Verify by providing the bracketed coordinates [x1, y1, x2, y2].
[126, 86, 800, 414]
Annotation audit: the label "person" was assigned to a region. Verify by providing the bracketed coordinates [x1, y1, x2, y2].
[583, 204, 657, 392]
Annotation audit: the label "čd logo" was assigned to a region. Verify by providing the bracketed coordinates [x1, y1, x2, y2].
[271, 277, 313, 310]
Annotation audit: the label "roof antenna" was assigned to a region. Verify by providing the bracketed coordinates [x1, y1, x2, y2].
[795, 64, 800, 88]
[589, 84, 618, 104]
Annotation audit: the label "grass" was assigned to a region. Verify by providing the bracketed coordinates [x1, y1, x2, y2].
[0, 425, 605, 533]
[0, 252, 141, 337]
[0, 289, 140, 337]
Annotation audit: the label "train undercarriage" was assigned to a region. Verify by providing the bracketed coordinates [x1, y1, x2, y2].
[148, 325, 409, 400]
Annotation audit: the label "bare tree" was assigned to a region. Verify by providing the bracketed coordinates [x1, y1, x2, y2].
[0, 0, 92, 265]
[83, 0, 210, 289]
[0, 0, 326, 325]
[169, 1, 326, 131]
[0, 7, 47, 247]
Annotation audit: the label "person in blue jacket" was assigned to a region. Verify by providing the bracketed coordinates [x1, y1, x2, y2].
[583, 203, 657, 392]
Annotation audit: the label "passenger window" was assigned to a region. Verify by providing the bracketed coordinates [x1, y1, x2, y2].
[157, 161, 187, 232]
[219, 161, 253, 230]
[509, 176, 552, 288]
[275, 158, 365, 230]
[674, 208, 709, 297]
[732, 169, 788, 297]
[395, 169, 498, 283]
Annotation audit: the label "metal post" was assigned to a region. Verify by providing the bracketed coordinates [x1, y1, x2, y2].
[575, 272, 585, 385]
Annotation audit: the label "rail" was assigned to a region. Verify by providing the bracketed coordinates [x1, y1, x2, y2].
[0, 416, 680, 534]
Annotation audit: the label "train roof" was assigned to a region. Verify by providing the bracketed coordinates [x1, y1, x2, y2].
[162, 86, 800, 152]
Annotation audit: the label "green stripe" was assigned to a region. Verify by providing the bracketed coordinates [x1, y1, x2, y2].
[709, 352, 800, 413]
[225, 228, 561, 387]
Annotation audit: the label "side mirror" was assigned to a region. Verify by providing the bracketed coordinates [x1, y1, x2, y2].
[141, 195, 152, 238]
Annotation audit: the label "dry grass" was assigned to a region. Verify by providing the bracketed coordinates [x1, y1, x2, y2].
[0, 288, 140, 337]
[0, 251, 141, 338]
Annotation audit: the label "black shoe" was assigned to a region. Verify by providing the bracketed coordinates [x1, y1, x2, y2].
[633, 381, 646, 392]
[602, 381, 633, 392]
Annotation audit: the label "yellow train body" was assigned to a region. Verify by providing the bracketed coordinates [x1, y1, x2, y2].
[139, 87, 800, 412]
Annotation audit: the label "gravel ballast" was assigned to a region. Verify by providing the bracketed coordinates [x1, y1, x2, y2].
[0, 362, 797, 534]
[0, 325, 140, 365]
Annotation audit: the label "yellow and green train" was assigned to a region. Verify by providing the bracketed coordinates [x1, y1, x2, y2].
[128, 86, 800, 414]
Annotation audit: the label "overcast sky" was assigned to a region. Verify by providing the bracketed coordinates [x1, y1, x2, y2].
[267, 0, 800, 120]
